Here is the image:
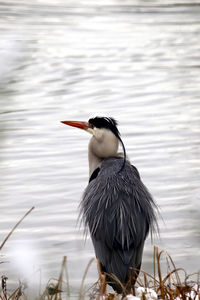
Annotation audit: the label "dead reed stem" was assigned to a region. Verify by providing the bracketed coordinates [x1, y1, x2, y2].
[0, 207, 35, 251]
[78, 258, 96, 300]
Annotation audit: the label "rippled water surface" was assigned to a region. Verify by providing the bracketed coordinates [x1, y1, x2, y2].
[0, 0, 200, 297]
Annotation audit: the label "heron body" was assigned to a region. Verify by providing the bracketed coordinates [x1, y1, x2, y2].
[61, 117, 158, 294]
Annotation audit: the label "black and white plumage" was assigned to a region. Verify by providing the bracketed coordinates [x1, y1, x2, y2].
[61, 117, 158, 294]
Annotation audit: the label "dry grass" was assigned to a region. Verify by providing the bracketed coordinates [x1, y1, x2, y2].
[0, 255, 70, 300]
[83, 246, 200, 300]
[0, 209, 199, 299]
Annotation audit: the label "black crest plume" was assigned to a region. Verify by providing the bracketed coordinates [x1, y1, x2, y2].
[88, 117, 126, 172]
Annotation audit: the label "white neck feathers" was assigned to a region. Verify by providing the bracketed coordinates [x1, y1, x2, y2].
[88, 129, 119, 177]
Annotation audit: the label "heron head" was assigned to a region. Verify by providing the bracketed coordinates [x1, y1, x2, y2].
[61, 117, 119, 137]
[61, 117, 126, 171]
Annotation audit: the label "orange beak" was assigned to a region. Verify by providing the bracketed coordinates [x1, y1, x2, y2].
[60, 120, 89, 130]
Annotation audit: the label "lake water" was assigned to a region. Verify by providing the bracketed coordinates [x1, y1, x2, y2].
[0, 0, 200, 298]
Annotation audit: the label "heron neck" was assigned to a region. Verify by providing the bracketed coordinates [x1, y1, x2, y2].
[88, 150, 103, 178]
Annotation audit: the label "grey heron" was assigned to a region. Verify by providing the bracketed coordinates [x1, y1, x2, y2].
[61, 117, 158, 294]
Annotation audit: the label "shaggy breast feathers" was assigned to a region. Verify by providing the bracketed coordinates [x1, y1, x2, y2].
[80, 158, 157, 250]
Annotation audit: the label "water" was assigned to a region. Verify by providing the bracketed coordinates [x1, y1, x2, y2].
[0, 0, 200, 297]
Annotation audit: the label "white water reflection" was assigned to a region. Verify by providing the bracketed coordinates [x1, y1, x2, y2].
[0, 0, 200, 297]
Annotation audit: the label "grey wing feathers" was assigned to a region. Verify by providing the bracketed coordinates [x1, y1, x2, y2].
[79, 157, 158, 287]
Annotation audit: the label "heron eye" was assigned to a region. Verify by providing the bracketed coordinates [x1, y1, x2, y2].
[89, 124, 94, 129]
